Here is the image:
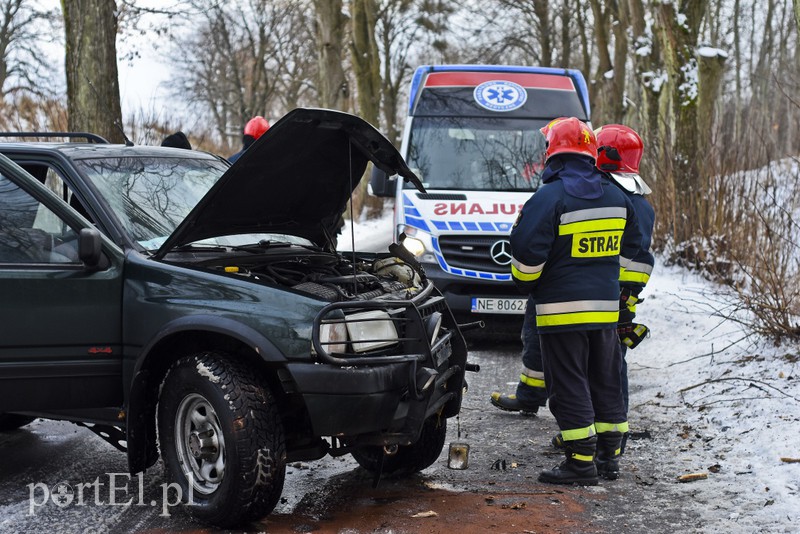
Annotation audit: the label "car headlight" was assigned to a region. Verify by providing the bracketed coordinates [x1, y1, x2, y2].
[345, 310, 399, 353]
[400, 226, 436, 263]
[319, 320, 348, 354]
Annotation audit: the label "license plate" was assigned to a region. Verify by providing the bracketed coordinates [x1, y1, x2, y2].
[471, 297, 527, 314]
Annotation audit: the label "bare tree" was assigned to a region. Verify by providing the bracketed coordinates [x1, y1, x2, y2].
[61, 0, 124, 143]
[0, 0, 60, 98]
[169, 0, 316, 152]
[313, 0, 349, 110]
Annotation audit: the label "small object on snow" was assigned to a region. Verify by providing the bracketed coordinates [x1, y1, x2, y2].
[780, 457, 800, 463]
[448, 442, 470, 469]
[491, 458, 508, 470]
[411, 510, 438, 518]
[708, 464, 721, 473]
[677, 472, 708, 482]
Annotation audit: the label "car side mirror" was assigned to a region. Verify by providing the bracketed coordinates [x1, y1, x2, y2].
[78, 227, 103, 269]
[369, 166, 397, 197]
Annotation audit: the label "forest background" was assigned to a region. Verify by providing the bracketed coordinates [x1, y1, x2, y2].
[3, 0, 800, 342]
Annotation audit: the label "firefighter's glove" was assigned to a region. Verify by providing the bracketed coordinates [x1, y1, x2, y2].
[620, 287, 644, 309]
[619, 323, 650, 349]
[618, 306, 635, 325]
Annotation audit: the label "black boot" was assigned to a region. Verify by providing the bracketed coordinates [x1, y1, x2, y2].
[596, 431, 623, 480]
[490, 392, 539, 414]
[539, 436, 598, 486]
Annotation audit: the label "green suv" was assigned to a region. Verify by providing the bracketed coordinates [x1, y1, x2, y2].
[0, 108, 468, 527]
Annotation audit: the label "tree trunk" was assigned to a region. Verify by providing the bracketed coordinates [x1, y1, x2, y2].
[312, 0, 349, 110]
[795, 0, 800, 29]
[349, 0, 382, 218]
[654, 0, 709, 244]
[61, 0, 124, 143]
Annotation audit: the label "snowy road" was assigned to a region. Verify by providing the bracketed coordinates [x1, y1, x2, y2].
[1, 262, 799, 533]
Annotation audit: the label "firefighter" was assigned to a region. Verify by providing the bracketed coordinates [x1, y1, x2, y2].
[229, 116, 270, 163]
[595, 124, 655, 454]
[509, 117, 642, 485]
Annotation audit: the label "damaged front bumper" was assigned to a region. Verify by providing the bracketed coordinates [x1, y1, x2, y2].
[292, 285, 467, 447]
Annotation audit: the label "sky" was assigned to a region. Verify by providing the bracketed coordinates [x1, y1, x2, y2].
[37, 0, 173, 118]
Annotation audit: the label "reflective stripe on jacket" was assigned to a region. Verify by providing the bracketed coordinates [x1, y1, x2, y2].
[510, 156, 642, 333]
[617, 191, 655, 291]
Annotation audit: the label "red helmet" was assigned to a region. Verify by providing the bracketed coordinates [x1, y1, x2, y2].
[540, 117, 597, 162]
[243, 116, 269, 139]
[595, 124, 643, 174]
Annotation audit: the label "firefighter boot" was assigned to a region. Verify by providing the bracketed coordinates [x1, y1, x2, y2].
[490, 392, 539, 414]
[490, 381, 543, 415]
[538, 436, 598, 486]
[595, 431, 623, 481]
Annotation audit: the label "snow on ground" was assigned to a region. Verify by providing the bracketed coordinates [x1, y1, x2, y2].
[341, 207, 800, 531]
[623, 262, 800, 532]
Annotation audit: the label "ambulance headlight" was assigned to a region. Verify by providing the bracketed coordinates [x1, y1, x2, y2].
[403, 236, 426, 257]
[400, 226, 435, 263]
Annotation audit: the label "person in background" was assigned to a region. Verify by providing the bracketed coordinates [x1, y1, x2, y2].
[161, 131, 192, 150]
[229, 116, 269, 163]
[509, 117, 641, 485]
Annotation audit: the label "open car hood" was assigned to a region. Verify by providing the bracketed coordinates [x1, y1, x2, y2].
[156, 108, 423, 256]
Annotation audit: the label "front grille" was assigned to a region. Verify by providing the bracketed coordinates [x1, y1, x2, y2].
[438, 235, 510, 274]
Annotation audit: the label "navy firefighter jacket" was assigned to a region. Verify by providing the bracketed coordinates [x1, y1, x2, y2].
[510, 155, 642, 333]
[617, 190, 655, 294]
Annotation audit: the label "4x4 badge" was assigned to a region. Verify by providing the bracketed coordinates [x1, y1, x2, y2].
[490, 240, 513, 266]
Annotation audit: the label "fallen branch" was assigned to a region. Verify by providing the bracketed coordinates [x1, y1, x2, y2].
[678, 377, 799, 401]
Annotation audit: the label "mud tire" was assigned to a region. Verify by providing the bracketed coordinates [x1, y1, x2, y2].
[158, 352, 286, 527]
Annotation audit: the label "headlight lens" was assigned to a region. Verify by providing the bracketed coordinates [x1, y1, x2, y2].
[319, 321, 348, 354]
[345, 310, 399, 353]
[400, 226, 436, 262]
[402, 236, 427, 257]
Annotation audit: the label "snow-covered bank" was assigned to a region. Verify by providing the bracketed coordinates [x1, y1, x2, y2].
[628, 262, 800, 533]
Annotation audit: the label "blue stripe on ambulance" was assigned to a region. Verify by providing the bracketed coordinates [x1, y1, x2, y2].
[404, 198, 514, 281]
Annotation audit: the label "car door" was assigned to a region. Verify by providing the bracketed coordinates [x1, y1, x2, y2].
[0, 157, 124, 412]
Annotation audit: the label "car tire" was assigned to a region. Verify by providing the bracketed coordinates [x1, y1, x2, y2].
[0, 414, 34, 432]
[351, 415, 447, 477]
[157, 352, 286, 528]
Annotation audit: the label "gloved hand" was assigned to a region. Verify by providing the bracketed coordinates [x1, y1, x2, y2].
[619, 287, 643, 309]
[619, 323, 650, 349]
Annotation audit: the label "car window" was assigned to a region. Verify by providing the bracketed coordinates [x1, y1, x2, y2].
[0, 172, 81, 265]
[73, 156, 227, 247]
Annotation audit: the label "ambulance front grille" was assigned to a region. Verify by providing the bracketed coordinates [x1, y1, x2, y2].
[438, 235, 510, 274]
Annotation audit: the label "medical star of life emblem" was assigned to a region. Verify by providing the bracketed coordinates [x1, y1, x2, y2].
[490, 240, 513, 266]
[474, 80, 527, 112]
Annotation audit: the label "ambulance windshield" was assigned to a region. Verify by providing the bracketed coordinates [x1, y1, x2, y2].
[406, 117, 548, 191]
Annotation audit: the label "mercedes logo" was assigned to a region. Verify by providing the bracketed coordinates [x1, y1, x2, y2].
[490, 240, 513, 266]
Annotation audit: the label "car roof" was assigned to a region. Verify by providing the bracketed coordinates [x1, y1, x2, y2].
[0, 140, 222, 161]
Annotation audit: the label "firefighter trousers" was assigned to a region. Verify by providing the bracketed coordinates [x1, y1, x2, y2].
[539, 327, 626, 434]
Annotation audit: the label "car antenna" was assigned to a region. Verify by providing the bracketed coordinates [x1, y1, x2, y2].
[115, 120, 134, 146]
[348, 138, 358, 297]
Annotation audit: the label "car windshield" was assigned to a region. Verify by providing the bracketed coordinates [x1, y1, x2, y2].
[406, 117, 548, 191]
[74, 156, 228, 248]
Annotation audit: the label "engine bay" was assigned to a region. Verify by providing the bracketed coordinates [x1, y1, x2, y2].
[202, 248, 426, 302]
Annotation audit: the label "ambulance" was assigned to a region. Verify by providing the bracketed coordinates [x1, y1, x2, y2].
[370, 65, 591, 335]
